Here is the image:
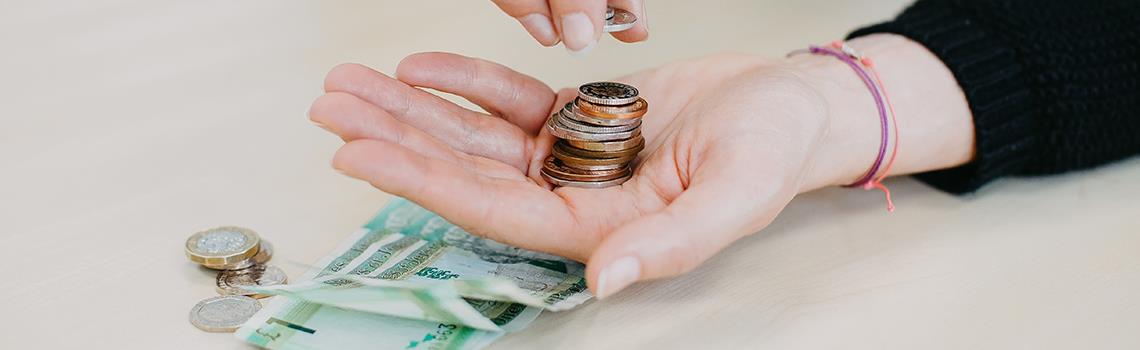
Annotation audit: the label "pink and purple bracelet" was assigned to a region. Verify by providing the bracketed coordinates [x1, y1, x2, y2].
[790, 41, 900, 212]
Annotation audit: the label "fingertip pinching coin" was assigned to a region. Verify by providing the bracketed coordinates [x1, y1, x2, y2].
[603, 7, 637, 33]
[185, 226, 286, 333]
[543, 81, 647, 188]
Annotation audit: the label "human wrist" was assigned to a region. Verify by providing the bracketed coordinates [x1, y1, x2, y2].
[787, 34, 976, 193]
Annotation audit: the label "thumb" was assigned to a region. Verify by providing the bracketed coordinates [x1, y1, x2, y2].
[586, 177, 781, 299]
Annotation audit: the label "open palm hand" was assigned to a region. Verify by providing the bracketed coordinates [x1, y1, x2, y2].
[312, 52, 830, 297]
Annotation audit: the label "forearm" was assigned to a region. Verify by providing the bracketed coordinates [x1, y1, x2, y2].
[791, 33, 975, 192]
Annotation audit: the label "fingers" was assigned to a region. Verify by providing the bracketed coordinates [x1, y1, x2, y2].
[396, 52, 556, 136]
[310, 92, 529, 181]
[324, 63, 533, 172]
[548, 0, 607, 54]
[606, 0, 649, 43]
[585, 157, 787, 299]
[309, 92, 454, 160]
[333, 139, 586, 257]
[491, 0, 559, 46]
[492, 1, 648, 51]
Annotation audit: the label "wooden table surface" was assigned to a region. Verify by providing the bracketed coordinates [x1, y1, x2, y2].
[3, 1, 1138, 349]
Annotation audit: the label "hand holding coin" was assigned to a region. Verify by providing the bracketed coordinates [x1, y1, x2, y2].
[489, 1, 648, 53]
[313, 52, 842, 299]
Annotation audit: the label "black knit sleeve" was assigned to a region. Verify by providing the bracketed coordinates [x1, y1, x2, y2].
[848, 0, 1140, 193]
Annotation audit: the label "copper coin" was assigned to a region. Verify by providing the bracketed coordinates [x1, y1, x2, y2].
[543, 170, 633, 188]
[562, 102, 640, 127]
[567, 135, 645, 152]
[603, 8, 638, 33]
[542, 156, 630, 182]
[558, 109, 641, 133]
[558, 160, 627, 171]
[552, 143, 636, 167]
[576, 98, 647, 119]
[556, 139, 643, 159]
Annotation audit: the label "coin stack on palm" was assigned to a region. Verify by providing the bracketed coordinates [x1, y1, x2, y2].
[542, 81, 646, 188]
[184, 226, 287, 333]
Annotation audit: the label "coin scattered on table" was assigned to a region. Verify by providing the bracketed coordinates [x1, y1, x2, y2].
[216, 265, 288, 298]
[185, 226, 262, 270]
[185, 226, 286, 333]
[543, 81, 646, 188]
[189, 295, 263, 332]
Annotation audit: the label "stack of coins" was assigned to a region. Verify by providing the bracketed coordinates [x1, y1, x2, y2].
[542, 81, 647, 188]
[185, 226, 286, 333]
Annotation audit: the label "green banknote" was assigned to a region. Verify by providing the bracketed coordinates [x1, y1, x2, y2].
[235, 198, 592, 349]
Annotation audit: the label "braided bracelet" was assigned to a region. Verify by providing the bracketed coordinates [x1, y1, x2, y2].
[789, 41, 900, 212]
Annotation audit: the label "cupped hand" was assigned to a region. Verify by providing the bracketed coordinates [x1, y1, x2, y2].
[489, 0, 648, 53]
[311, 52, 832, 298]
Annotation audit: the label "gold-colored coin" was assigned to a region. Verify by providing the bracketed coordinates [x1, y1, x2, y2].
[185, 227, 261, 270]
[576, 97, 648, 119]
[556, 139, 643, 159]
[567, 135, 644, 152]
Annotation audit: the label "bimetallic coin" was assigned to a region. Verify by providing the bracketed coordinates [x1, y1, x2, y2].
[186, 227, 261, 270]
[553, 143, 636, 167]
[567, 135, 645, 152]
[561, 102, 640, 127]
[216, 265, 288, 298]
[578, 82, 640, 106]
[556, 139, 643, 159]
[577, 97, 648, 119]
[558, 108, 641, 133]
[189, 295, 262, 332]
[543, 171, 633, 188]
[542, 156, 630, 182]
[547, 114, 641, 142]
[603, 8, 637, 33]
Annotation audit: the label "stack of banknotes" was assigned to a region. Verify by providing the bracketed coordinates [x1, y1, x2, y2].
[234, 198, 592, 349]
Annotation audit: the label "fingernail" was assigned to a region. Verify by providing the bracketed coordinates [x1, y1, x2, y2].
[596, 256, 640, 299]
[566, 40, 596, 57]
[518, 14, 557, 46]
[560, 12, 595, 54]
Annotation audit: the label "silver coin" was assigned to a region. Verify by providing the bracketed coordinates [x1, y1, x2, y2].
[578, 82, 639, 106]
[216, 265, 288, 298]
[189, 295, 262, 332]
[559, 107, 641, 133]
[603, 8, 637, 33]
[606, 7, 615, 20]
[546, 114, 641, 142]
[561, 101, 641, 127]
[542, 171, 633, 188]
